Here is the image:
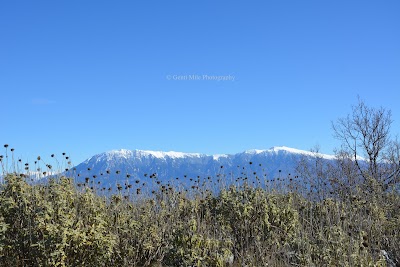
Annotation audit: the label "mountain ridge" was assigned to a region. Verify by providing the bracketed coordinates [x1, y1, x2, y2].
[67, 146, 336, 188]
[85, 146, 335, 162]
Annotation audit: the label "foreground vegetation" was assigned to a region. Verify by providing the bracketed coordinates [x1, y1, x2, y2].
[0, 172, 398, 267]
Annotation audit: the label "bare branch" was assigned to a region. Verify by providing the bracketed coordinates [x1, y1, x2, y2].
[332, 98, 393, 186]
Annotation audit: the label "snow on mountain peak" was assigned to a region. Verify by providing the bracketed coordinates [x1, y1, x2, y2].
[244, 149, 266, 154]
[213, 154, 229, 160]
[242, 146, 335, 160]
[269, 146, 335, 160]
[89, 146, 336, 163]
[107, 149, 133, 158]
[137, 150, 203, 159]
[104, 149, 204, 160]
[73, 146, 340, 185]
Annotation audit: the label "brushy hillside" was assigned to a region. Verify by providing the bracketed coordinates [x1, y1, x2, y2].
[0, 172, 398, 267]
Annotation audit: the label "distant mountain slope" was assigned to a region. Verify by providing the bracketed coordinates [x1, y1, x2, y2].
[65, 146, 335, 187]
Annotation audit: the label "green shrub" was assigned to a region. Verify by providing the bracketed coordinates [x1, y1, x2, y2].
[0, 174, 398, 266]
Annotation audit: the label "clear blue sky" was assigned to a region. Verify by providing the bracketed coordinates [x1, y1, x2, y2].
[1, 0, 399, 165]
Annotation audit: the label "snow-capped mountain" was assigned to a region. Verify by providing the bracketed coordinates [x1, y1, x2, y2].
[66, 146, 335, 187]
